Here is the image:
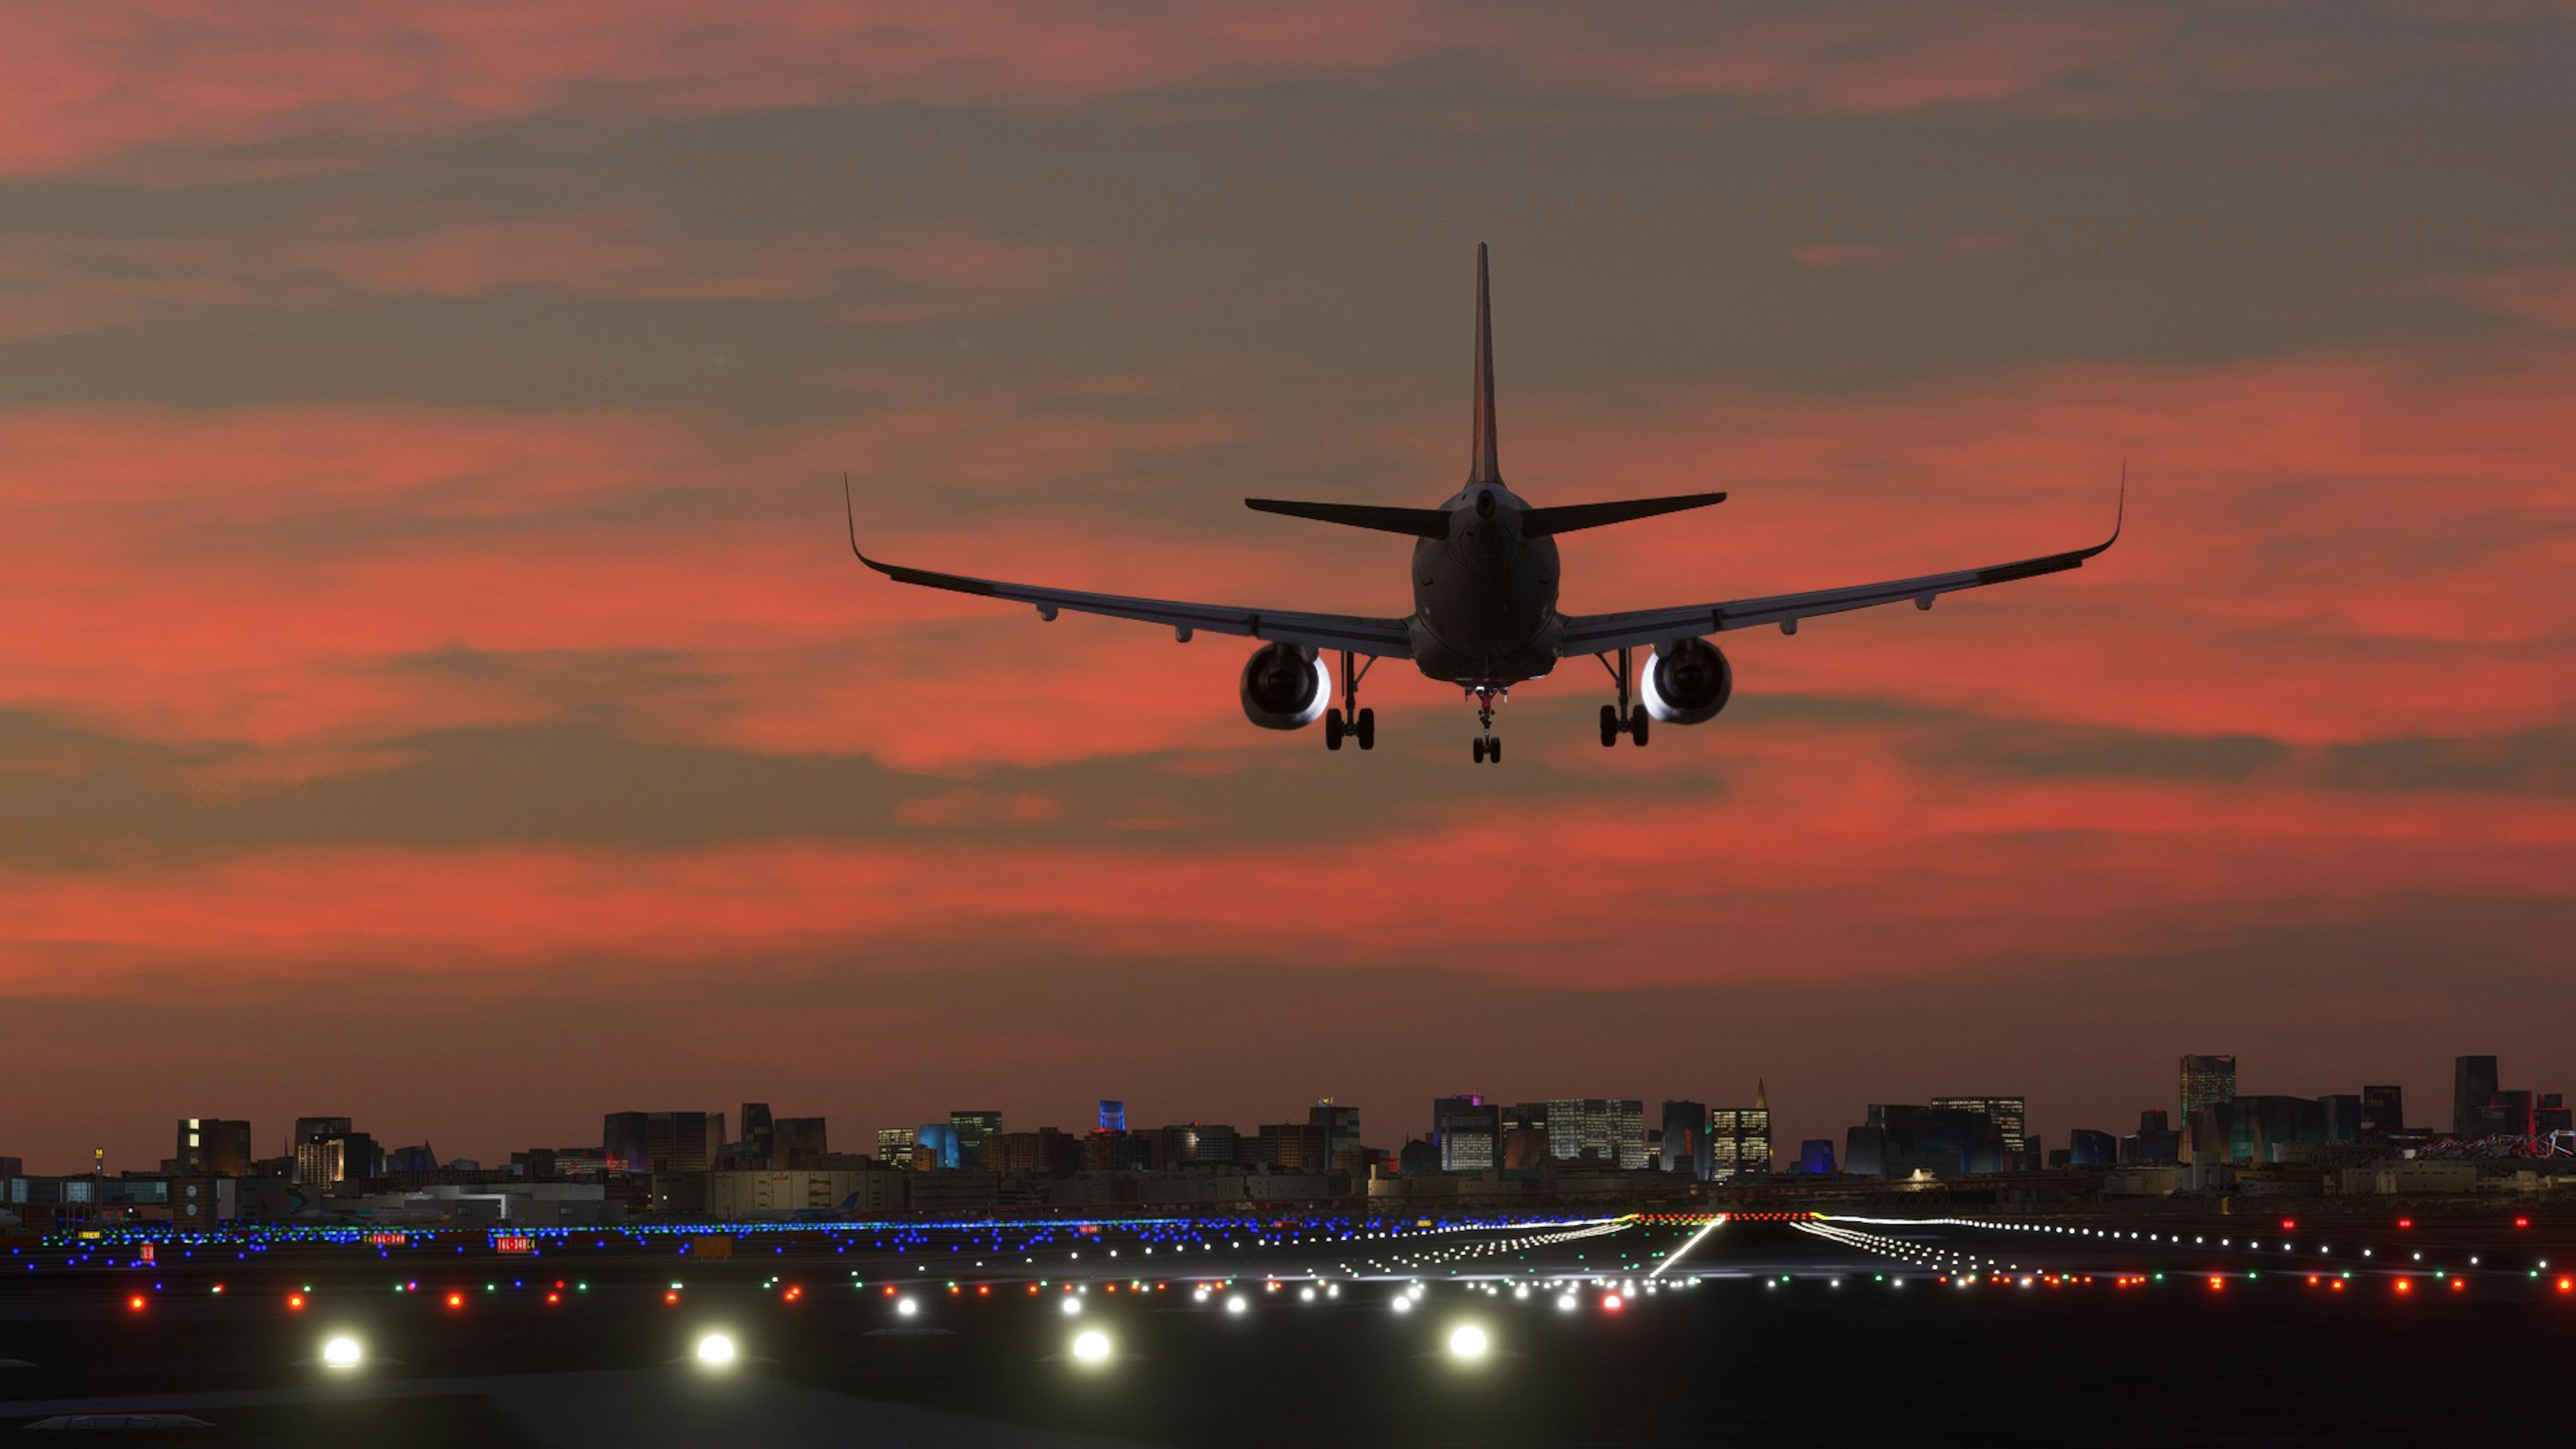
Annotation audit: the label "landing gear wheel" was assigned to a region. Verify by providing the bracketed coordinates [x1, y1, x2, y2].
[1354, 708, 1375, 751]
[1489, 736, 1501, 763]
[1599, 704, 1619, 748]
[1324, 708, 1345, 751]
[1629, 706, 1650, 747]
[1471, 737, 1488, 764]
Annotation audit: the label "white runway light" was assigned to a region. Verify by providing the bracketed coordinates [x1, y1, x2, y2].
[896, 1297, 919, 1318]
[321, 1336, 362, 1368]
[1061, 1295, 1083, 1316]
[1072, 1330, 1112, 1364]
[1224, 1294, 1249, 1316]
[1447, 1324, 1489, 1360]
[695, 1332, 737, 1366]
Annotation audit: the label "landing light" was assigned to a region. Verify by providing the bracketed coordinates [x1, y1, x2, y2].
[1224, 1295, 1248, 1316]
[896, 1297, 919, 1318]
[1072, 1330, 1112, 1364]
[1447, 1324, 1489, 1360]
[321, 1336, 362, 1368]
[695, 1332, 737, 1366]
[1061, 1295, 1082, 1317]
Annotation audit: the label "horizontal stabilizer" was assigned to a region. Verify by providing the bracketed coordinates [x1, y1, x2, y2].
[1522, 491, 1727, 537]
[1244, 498, 1454, 538]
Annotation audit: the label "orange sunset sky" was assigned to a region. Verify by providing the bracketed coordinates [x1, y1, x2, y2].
[3, 3, 2572, 1171]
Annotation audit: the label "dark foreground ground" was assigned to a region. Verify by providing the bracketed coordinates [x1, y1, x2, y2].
[3, 1208, 2569, 1446]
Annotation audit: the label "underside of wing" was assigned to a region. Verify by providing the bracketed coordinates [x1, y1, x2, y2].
[1557, 484, 2122, 656]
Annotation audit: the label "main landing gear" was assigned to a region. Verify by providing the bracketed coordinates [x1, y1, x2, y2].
[1467, 685, 1505, 764]
[1594, 648, 1650, 748]
[1323, 651, 1375, 752]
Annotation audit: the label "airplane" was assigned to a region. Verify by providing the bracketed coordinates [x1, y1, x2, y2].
[847, 244, 2120, 764]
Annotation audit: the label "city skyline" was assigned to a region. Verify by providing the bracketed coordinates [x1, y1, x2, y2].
[17, 1048, 2553, 1178]
[3, 3, 2572, 1176]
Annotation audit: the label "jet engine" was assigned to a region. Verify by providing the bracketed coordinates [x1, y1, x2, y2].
[1239, 641, 1332, 730]
[1640, 637, 1732, 725]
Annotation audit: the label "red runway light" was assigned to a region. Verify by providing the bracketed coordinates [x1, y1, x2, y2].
[2330, 1281, 2346, 1293]
[545, 1292, 560, 1304]
[2558, 1277, 2572, 1293]
[2450, 1279, 2465, 1293]
[2306, 1275, 2319, 1286]
[1601, 1294, 1623, 1311]
[286, 1293, 305, 1311]
[2206, 1277, 2223, 1292]
[2395, 1279, 2413, 1295]
[446, 1292, 466, 1309]
[2398, 1218, 2413, 1230]
[2280, 1220, 2296, 1231]
[2516, 1218, 2530, 1229]
[975, 1285, 988, 1296]
[127, 1295, 146, 1312]
[663, 1291, 679, 1305]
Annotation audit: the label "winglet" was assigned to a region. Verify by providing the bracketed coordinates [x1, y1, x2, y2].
[1470, 242, 1500, 485]
[841, 473, 894, 576]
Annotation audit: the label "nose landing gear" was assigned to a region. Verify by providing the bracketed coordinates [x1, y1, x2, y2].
[1594, 648, 1650, 747]
[1466, 685, 1504, 763]
[1323, 651, 1376, 752]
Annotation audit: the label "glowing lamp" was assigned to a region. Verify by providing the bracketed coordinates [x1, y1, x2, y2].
[695, 1332, 737, 1366]
[321, 1336, 362, 1368]
[1447, 1324, 1489, 1360]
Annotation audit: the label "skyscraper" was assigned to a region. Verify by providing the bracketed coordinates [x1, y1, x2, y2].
[2180, 1055, 2237, 1125]
[739, 1102, 774, 1163]
[1309, 1100, 1362, 1169]
[949, 1110, 1002, 1171]
[1659, 1100, 1708, 1179]
[2360, 1085, 2405, 1137]
[1542, 1099, 1647, 1168]
[875, 1126, 914, 1165]
[1930, 1097, 2029, 1157]
[602, 1110, 722, 1175]
[2454, 1056, 2500, 1138]
[174, 1118, 251, 1177]
[1711, 1081, 1772, 1180]
[1098, 1100, 1126, 1134]
[1432, 1095, 1500, 1173]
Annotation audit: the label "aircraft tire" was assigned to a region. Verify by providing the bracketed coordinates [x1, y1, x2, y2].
[1599, 704, 1619, 748]
[1629, 706, 1650, 747]
[1325, 708, 1345, 751]
[1355, 708, 1375, 750]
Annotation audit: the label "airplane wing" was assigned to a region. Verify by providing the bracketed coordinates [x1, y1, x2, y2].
[846, 487, 1413, 657]
[1556, 484, 2122, 655]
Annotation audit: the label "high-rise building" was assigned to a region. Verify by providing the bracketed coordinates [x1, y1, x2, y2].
[1931, 1097, 2028, 1158]
[1309, 1101, 1362, 1169]
[2066, 1129, 2118, 1167]
[1711, 1081, 1772, 1180]
[1158, 1124, 1236, 1166]
[174, 1119, 251, 1177]
[949, 1110, 1002, 1171]
[1797, 1140, 1836, 1174]
[1098, 1100, 1127, 1134]
[1659, 1101, 1709, 1179]
[2316, 1095, 2365, 1143]
[2360, 1085, 2405, 1137]
[772, 1117, 826, 1169]
[875, 1127, 914, 1165]
[1254, 1122, 1328, 1171]
[913, 1122, 961, 1170]
[2180, 1055, 2237, 1125]
[739, 1103, 775, 1163]
[1432, 1095, 1501, 1173]
[1542, 1099, 1647, 1169]
[602, 1111, 722, 1175]
[2122, 1110, 2181, 1165]
[2538, 1093, 2572, 1135]
[2454, 1056, 2500, 1138]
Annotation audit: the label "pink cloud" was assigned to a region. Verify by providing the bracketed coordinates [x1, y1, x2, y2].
[1791, 241, 1904, 271]
[2427, 265, 2576, 328]
[0, 3, 2514, 179]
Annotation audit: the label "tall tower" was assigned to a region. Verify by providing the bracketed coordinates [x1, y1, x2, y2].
[2454, 1057, 2500, 1137]
[2180, 1055, 2237, 1124]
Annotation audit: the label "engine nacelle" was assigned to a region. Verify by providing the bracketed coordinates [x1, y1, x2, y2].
[1641, 637, 1733, 725]
[1239, 642, 1332, 730]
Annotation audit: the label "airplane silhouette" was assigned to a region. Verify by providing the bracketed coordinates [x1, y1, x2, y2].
[849, 244, 2119, 763]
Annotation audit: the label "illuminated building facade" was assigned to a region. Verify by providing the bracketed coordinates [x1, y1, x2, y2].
[1543, 1099, 1647, 1169]
[1659, 1100, 1707, 1179]
[1930, 1097, 2028, 1158]
[1433, 1095, 1499, 1173]
[1098, 1100, 1127, 1134]
[2180, 1055, 2237, 1126]
[1711, 1081, 1772, 1180]
[2360, 1084, 2405, 1136]
[602, 1111, 720, 1175]
[1310, 1100, 1362, 1169]
[875, 1126, 914, 1165]
[174, 1118, 251, 1177]
[949, 1110, 1002, 1171]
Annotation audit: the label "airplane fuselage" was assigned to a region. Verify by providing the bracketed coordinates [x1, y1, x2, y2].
[1406, 482, 1562, 686]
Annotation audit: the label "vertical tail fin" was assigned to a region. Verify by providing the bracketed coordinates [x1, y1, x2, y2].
[1470, 242, 1501, 484]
